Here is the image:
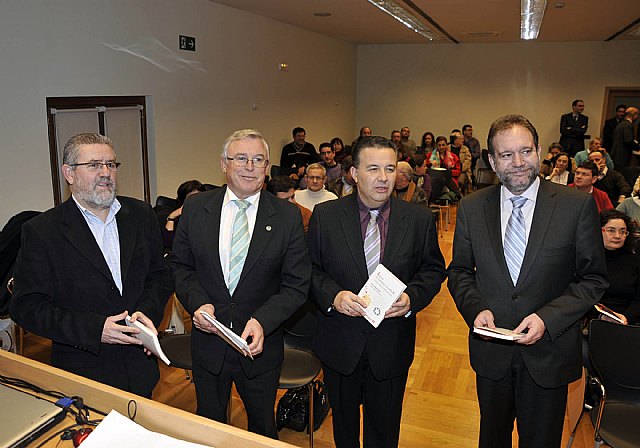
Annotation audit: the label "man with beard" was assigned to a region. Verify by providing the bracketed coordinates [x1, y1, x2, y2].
[10, 133, 173, 396]
[448, 115, 608, 448]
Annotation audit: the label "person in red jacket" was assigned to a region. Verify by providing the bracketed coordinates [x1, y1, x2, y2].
[569, 161, 614, 212]
[426, 135, 462, 186]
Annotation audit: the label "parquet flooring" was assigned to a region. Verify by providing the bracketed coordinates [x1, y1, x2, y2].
[20, 203, 598, 447]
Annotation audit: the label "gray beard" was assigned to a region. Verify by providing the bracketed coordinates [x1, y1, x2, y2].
[76, 184, 117, 210]
[496, 165, 540, 195]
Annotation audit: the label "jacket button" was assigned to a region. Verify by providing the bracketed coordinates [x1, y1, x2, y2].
[111, 285, 116, 290]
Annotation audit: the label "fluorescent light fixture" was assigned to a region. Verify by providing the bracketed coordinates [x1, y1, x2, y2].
[521, 0, 547, 40]
[366, 0, 440, 41]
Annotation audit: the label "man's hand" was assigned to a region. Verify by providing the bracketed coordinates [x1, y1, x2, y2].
[333, 290, 367, 317]
[473, 310, 495, 329]
[514, 313, 546, 345]
[130, 311, 157, 355]
[193, 304, 218, 334]
[241, 318, 264, 356]
[385, 292, 411, 318]
[101, 310, 141, 345]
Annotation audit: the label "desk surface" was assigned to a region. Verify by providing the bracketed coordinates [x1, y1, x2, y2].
[0, 349, 295, 448]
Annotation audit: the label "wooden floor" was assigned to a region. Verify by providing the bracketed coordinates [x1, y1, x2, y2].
[21, 203, 598, 447]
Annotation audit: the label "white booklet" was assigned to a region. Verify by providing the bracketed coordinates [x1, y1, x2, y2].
[357, 264, 407, 328]
[473, 326, 524, 341]
[594, 303, 626, 324]
[198, 311, 254, 360]
[125, 316, 171, 365]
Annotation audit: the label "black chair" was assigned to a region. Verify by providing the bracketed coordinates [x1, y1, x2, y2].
[588, 320, 640, 448]
[159, 333, 192, 380]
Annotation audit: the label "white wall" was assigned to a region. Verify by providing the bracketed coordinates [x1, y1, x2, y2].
[355, 41, 640, 151]
[0, 0, 356, 225]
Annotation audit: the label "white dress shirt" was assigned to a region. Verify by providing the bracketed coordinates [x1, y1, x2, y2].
[500, 177, 540, 245]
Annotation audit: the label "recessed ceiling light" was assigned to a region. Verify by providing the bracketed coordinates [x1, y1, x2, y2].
[313, 12, 332, 17]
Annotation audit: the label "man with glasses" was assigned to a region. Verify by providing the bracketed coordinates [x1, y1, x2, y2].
[569, 161, 614, 212]
[10, 132, 173, 396]
[294, 163, 337, 211]
[170, 129, 310, 438]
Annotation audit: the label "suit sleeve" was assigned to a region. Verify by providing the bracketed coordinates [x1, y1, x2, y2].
[447, 199, 491, 327]
[10, 222, 105, 354]
[535, 194, 608, 340]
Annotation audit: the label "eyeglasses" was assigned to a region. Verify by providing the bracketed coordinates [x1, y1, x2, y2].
[603, 227, 629, 237]
[226, 156, 268, 168]
[306, 176, 324, 181]
[68, 161, 121, 171]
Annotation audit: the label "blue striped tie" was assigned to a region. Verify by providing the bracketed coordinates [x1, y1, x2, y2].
[228, 199, 250, 295]
[504, 196, 527, 286]
[364, 210, 381, 276]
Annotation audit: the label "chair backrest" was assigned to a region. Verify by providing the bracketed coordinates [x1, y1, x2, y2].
[589, 320, 640, 402]
[282, 301, 317, 352]
[428, 174, 446, 203]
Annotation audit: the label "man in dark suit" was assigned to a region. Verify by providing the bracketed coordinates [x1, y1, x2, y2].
[308, 136, 446, 448]
[170, 129, 310, 438]
[610, 106, 640, 170]
[448, 115, 609, 448]
[10, 133, 173, 397]
[559, 99, 589, 156]
[602, 104, 627, 151]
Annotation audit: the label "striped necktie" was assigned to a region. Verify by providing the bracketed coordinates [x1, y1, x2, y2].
[228, 199, 250, 295]
[364, 209, 381, 276]
[504, 196, 527, 286]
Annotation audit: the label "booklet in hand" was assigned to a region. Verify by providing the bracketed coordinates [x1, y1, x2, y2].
[125, 316, 171, 365]
[199, 311, 254, 360]
[594, 303, 625, 324]
[473, 326, 525, 341]
[357, 264, 407, 328]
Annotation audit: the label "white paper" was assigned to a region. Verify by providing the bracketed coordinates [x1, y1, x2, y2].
[125, 316, 171, 365]
[199, 311, 254, 360]
[81, 410, 213, 448]
[594, 303, 626, 324]
[473, 326, 524, 341]
[357, 264, 407, 328]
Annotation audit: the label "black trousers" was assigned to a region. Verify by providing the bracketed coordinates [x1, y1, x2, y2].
[192, 347, 281, 439]
[476, 350, 568, 448]
[323, 352, 408, 448]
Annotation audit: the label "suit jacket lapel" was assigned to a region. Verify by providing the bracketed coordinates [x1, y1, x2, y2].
[341, 195, 369, 279]
[382, 198, 407, 268]
[61, 199, 113, 283]
[117, 203, 135, 287]
[484, 187, 513, 286]
[203, 189, 226, 286]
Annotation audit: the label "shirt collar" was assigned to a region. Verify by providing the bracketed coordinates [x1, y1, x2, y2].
[223, 187, 261, 209]
[500, 176, 540, 206]
[72, 195, 121, 224]
[357, 194, 391, 223]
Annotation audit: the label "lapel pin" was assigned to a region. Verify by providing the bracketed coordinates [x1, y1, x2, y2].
[266, 225, 272, 232]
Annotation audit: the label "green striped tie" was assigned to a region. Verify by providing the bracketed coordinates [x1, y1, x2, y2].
[228, 199, 250, 294]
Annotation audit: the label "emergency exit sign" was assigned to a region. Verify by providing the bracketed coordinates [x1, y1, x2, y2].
[179, 35, 196, 51]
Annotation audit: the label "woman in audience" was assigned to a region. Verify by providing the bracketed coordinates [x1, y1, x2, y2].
[616, 175, 640, 228]
[163, 180, 205, 251]
[450, 131, 473, 194]
[331, 137, 347, 163]
[426, 136, 461, 186]
[417, 131, 436, 155]
[408, 154, 432, 202]
[544, 151, 573, 185]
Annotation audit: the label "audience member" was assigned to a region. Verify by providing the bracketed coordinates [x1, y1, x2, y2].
[280, 126, 319, 178]
[544, 151, 573, 185]
[400, 126, 417, 157]
[569, 161, 614, 212]
[163, 180, 206, 251]
[393, 161, 429, 207]
[427, 136, 462, 188]
[610, 106, 640, 170]
[418, 131, 436, 155]
[299, 142, 341, 189]
[327, 156, 357, 198]
[308, 136, 446, 448]
[574, 137, 614, 170]
[462, 124, 482, 172]
[331, 137, 347, 163]
[351, 126, 372, 149]
[450, 131, 473, 194]
[408, 154, 432, 201]
[540, 142, 566, 176]
[391, 130, 408, 161]
[616, 175, 640, 227]
[602, 104, 627, 152]
[266, 175, 312, 233]
[559, 99, 589, 156]
[295, 163, 338, 211]
[590, 150, 632, 206]
[170, 129, 310, 439]
[10, 132, 173, 396]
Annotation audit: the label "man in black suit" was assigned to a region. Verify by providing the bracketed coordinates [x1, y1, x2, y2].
[602, 104, 627, 151]
[610, 106, 640, 170]
[448, 115, 609, 448]
[170, 129, 310, 438]
[308, 136, 446, 448]
[10, 133, 173, 397]
[559, 99, 589, 156]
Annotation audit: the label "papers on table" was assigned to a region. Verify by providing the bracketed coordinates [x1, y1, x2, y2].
[199, 311, 254, 360]
[594, 303, 626, 324]
[357, 264, 407, 328]
[81, 410, 213, 448]
[473, 326, 525, 341]
[125, 316, 171, 365]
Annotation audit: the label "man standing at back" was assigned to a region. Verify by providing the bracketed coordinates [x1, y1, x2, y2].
[11, 133, 173, 397]
[308, 136, 446, 447]
[448, 115, 608, 447]
[170, 129, 310, 438]
[559, 99, 589, 156]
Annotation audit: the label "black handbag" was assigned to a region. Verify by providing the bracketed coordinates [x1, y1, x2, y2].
[276, 380, 329, 432]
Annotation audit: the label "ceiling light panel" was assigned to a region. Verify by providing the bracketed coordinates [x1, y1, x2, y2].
[366, 0, 441, 41]
[521, 0, 547, 40]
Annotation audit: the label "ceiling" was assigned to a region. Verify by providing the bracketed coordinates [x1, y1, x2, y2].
[211, 0, 640, 44]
